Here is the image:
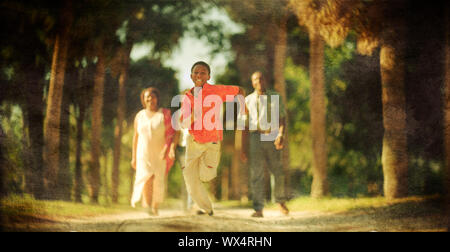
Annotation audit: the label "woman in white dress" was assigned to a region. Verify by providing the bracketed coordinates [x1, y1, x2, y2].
[131, 87, 175, 215]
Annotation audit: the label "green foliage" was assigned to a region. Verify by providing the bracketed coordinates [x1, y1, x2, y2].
[215, 61, 243, 91]
[282, 36, 385, 197]
[167, 162, 184, 199]
[324, 38, 384, 197]
[285, 58, 312, 172]
[126, 58, 179, 121]
[0, 105, 26, 195]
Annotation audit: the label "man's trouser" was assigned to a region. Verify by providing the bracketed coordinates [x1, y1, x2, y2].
[183, 135, 221, 213]
[249, 132, 286, 211]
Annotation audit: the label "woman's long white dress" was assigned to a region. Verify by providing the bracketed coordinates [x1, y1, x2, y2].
[131, 108, 166, 208]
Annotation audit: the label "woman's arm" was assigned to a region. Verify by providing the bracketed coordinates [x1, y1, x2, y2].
[131, 115, 139, 170]
[168, 130, 180, 160]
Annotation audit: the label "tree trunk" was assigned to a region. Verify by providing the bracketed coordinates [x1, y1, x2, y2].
[309, 29, 328, 198]
[74, 102, 85, 203]
[380, 30, 408, 200]
[21, 107, 33, 194]
[0, 124, 6, 198]
[263, 22, 277, 90]
[112, 46, 131, 203]
[103, 150, 110, 204]
[273, 14, 291, 199]
[43, 2, 73, 199]
[221, 166, 229, 201]
[274, 14, 288, 103]
[443, 0, 450, 232]
[89, 45, 106, 204]
[23, 71, 45, 199]
[57, 70, 72, 201]
[266, 39, 276, 90]
[74, 68, 87, 203]
[44, 34, 70, 199]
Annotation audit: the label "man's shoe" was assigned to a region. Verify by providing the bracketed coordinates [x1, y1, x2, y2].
[279, 202, 289, 216]
[208, 210, 214, 216]
[251, 210, 264, 218]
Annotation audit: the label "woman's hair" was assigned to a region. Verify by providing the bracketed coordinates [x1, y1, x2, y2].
[140, 87, 160, 108]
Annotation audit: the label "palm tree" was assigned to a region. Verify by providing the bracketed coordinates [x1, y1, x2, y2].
[307, 28, 329, 198]
[379, 32, 408, 199]
[43, 1, 73, 199]
[443, 0, 450, 231]
[89, 42, 106, 203]
[0, 124, 5, 198]
[291, 0, 410, 199]
[355, 0, 409, 199]
[73, 66, 91, 203]
[111, 45, 131, 203]
[290, 0, 352, 197]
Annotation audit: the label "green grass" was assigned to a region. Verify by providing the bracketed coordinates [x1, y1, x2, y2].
[0, 194, 133, 221]
[1, 194, 442, 223]
[0, 194, 204, 222]
[266, 195, 442, 213]
[212, 195, 443, 215]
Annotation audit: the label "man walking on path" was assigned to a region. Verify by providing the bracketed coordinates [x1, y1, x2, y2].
[240, 71, 289, 218]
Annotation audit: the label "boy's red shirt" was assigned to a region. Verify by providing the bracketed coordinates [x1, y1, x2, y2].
[181, 83, 240, 144]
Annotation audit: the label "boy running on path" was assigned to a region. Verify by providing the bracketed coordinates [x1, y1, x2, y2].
[175, 61, 245, 216]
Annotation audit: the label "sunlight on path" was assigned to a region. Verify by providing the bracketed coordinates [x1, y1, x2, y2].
[26, 199, 444, 232]
[61, 207, 334, 232]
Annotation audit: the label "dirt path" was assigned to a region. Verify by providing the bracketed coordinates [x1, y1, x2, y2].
[17, 202, 446, 232]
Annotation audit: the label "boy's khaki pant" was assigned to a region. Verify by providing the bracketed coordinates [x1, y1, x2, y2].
[183, 135, 221, 213]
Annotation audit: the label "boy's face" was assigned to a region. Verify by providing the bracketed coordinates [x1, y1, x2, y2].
[191, 65, 210, 87]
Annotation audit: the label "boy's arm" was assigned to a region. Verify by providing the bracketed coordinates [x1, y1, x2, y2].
[218, 85, 245, 101]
